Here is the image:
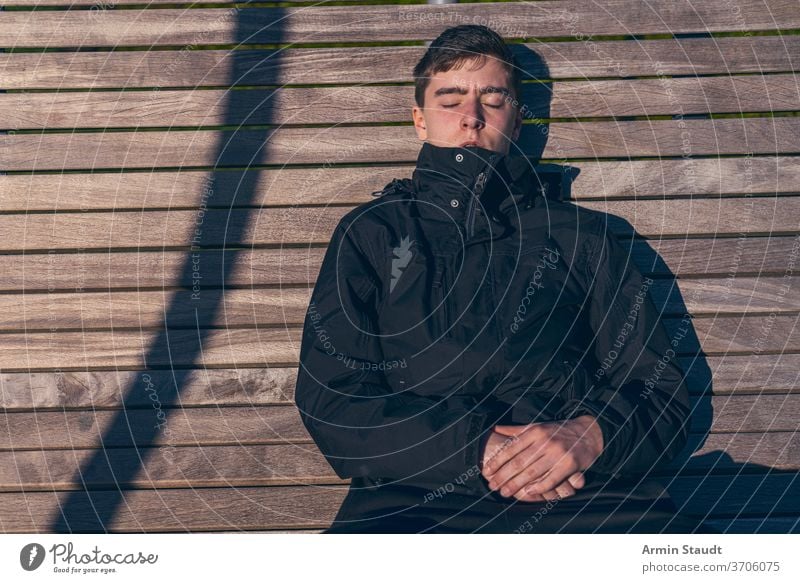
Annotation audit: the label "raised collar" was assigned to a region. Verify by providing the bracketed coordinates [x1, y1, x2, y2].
[409, 141, 542, 240]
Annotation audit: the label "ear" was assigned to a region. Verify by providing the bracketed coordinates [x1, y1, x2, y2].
[412, 105, 427, 140]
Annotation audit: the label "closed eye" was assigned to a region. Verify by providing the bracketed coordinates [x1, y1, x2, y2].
[442, 103, 503, 109]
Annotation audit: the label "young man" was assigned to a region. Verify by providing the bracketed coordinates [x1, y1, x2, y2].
[295, 25, 712, 533]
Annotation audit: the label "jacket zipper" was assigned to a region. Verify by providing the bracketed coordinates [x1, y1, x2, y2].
[466, 155, 496, 239]
[432, 257, 450, 338]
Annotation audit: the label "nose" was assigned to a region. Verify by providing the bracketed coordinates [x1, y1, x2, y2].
[460, 100, 485, 131]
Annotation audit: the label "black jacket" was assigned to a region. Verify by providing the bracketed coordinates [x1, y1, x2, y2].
[294, 141, 691, 496]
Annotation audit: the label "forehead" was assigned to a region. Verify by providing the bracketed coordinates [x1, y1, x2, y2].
[426, 57, 512, 93]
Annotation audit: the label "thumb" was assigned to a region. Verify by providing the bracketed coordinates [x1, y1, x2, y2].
[493, 424, 530, 436]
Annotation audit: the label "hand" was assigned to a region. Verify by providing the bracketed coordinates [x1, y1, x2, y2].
[479, 427, 589, 502]
[480, 415, 604, 500]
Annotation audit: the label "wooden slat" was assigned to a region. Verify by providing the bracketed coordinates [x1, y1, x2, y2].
[0, 444, 340, 492]
[1, 430, 798, 492]
[669, 473, 800, 517]
[0, 287, 314, 331]
[3, 156, 797, 212]
[0, 313, 796, 370]
[8, 0, 309, 4]
[0, 237, 795, 295]
[0, 395, 797, 450]
[0, 197, 797, 252]
[0, 406, 309, 449]
[3, 2, 799, 48]
[4, 36, 799, 90]
[5, 74, 799, 130]
[0, 485, 344, 532]
[4, 119, 799, 171]
[0, 472, 794, 530]
[0, 368, 299, 409]
[666, 314, 800, 355]
[0, 276, 796, 333]
[669, 432, 800, 473]
[0, 353, 797, 411]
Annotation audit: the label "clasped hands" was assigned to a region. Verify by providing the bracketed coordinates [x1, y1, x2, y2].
[479, 415, 604, 502]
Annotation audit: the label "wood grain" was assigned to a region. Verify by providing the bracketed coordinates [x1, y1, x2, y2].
[3, 119, 798, 171]
[3, 36, 798, 90]
[5, 74, 798, 130]
[3, 2, 798, 48]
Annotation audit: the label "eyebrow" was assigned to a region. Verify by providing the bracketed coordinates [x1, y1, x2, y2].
[433, 85, 511, 97]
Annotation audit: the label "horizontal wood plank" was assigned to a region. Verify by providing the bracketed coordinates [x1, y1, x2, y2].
[3, 119, 798, 171]
[0, 276, 797, 332]
[0, 394, 797, 450]
[0, 474, 795, 532]
[3, 156, 798, 212]
[0, 314, 796, 370]
[4, 36, 799, 90]
[0, 237, 795, 296]
[0, 353, 797, 411]
[2, 430, 798, 491]
[3, 2, 799, 48]
[0, 485, 344, 532]
[5, 74, 799, 130]
[0, 197, 797, 252]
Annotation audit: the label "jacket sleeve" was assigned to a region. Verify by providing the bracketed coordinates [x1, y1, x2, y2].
[294, 216, 498, 488]
[556, 227, 691, 480]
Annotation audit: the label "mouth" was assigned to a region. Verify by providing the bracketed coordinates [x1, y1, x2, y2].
[460, 141, 481, 148]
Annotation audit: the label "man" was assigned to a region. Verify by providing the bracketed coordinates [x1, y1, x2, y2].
[294, 25, 712, 533]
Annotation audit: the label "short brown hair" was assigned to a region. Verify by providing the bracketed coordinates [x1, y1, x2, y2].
[413, 25, 522, 108]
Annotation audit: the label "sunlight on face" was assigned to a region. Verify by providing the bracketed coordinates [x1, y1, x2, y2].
[412, 56, 523, 155]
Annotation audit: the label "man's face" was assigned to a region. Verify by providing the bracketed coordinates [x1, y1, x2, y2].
[412, 56, 523, 155]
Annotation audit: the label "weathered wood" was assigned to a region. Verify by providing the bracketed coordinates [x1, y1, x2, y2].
[0, 394, 796, 451]
[4, 119, 798, 171]
[3, 2, 798, 48]
[0, 276, 796, 332]
[8, 0, 304, 4]
[0, 485, 344, 532]
[0, 406, 310, 450]
[668, 431, 800, 473]
[3, 156, 797, 212]
[0, 368, 299, 410]
[0, 197, 797, 252]
[6, 74, 799, 130]
[0, 430, 798, 492]
[0, 353, 797, 411]
[0, 313, 795, 370]
[3, 36, 798, 90]
[0, 444, 343, 492]
[0, 237, 794, 296]
[669, 473, 800, 517]
[0, 474, 795, 532]
[666, 314, 800, 355]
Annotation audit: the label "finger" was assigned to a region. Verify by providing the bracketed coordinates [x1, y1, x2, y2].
[554, 481, 576, 499]
[568, 472, 586, 490]
[489, 445, 553, 498]
[514, 489, 547, 503]
[521, 460, 577, 496]
[493, 424, 533, 436]
[482, 430, 538, 478]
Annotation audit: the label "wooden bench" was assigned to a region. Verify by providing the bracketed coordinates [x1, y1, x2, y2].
[0, 0, 798, 533]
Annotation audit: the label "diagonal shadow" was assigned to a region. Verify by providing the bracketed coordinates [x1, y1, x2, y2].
[52, 5, 287, 532]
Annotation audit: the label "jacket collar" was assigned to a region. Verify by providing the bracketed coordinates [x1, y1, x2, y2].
[409, 141, 542, 233]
